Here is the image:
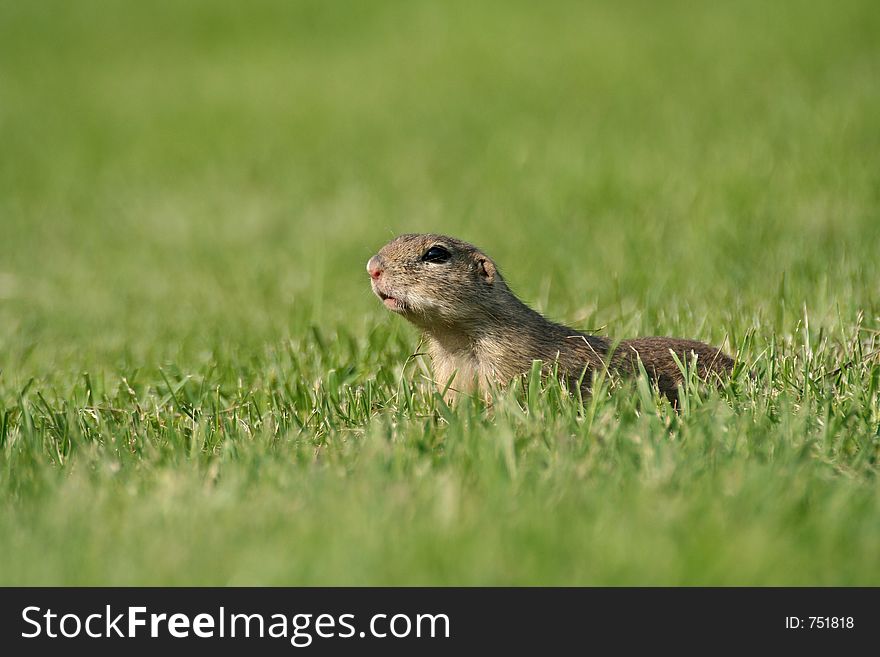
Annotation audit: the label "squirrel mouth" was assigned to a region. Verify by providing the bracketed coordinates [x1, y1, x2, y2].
[375, 288, 406, 313]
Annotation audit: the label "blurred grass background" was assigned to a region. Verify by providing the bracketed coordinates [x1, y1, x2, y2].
[1, 0, 879, 584]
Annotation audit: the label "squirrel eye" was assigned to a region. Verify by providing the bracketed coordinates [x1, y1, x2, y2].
[421, 246, 452, 263]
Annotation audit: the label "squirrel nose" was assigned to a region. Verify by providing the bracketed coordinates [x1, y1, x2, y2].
[366, 255, 384, 280]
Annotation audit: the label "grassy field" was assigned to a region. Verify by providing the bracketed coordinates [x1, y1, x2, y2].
[1, 0, 879, 585]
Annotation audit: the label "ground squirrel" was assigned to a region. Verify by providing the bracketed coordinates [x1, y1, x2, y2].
[367, 233, 734, 404]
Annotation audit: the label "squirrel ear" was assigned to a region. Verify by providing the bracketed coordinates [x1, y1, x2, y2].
[476, 255, 496, 284]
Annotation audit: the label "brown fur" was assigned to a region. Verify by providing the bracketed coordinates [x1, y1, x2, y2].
[367, 234, 734, 404]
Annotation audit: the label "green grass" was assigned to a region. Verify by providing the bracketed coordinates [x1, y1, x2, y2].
[1, 0, 879, 585]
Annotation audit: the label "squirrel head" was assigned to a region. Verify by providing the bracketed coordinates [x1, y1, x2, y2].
[366, 233, 505, 330]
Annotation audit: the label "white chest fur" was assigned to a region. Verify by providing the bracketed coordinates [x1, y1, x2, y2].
[426, 332, 481, 396]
